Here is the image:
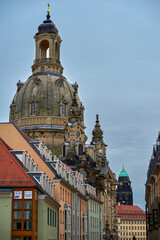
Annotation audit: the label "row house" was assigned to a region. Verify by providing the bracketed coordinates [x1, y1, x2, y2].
[0, 122, 103, 240]
[0, 138, 60, 240]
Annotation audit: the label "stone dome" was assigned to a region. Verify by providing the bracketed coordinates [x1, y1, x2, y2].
[37, 15, 58, 35]
[10, 73, 81, 122]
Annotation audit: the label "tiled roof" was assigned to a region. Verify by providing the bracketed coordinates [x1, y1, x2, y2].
[116, 205, 146, 220]
[62, 162, 73, 172]
[0, 138, 36, 187]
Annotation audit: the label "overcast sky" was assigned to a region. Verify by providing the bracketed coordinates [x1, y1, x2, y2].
[1, 0, 160, 210]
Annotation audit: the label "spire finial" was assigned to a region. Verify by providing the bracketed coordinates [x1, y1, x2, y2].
[96, 114, 99, 124]
[47, 3, 50, 13]
[123, 164, 124, 170]
[46, 3, 51, 20]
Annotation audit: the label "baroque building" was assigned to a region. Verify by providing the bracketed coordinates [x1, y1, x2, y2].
[9, 6, 85, 157]
[116, 204, 146, 240]
[9, 6, 118, 239]
[116, 166, 133, 206]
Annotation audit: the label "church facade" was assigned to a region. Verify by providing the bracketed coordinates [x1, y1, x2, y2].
[9, 6, 118, 239]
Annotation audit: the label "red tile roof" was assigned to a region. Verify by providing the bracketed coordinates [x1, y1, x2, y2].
[62, 162, 73, 172]
[116, 205, 146, 220]
[0, 138, 36, 187]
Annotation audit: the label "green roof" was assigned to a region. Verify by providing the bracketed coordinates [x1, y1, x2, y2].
[119, 168, 129, 177]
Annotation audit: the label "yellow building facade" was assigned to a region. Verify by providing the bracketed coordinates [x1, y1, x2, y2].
[116, 204, 146, 240]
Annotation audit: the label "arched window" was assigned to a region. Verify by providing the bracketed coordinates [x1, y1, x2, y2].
[31, 102, 36, 115]
[55, 42, 59, 61]
[78, 144, 83, 155]
[61, 103, 66, 116]
[40, 40, 49, 59]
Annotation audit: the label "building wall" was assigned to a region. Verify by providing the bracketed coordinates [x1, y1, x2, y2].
[54, 181, 72, 240]
[0, 192, 12, 240]
[87, 198, 101, 240]
[120, 220, 146, 240]
[38, 197, 59, 240]
[72, 193, 81, 240]
[80, 198, 87, 240]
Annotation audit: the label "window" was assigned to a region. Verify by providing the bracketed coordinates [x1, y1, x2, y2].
[13, 190, 34, 234]
[47, 208, 49, 225]
[24, 201, 32, 209]
[24, 211, 32, 220]
[50, 209, 52, 225]
[63, 145, 66, 157]
[78, 144, 83, 155]
[41, 66, 45, 72]
[61, 102, 66, 116]
[55, 212, 56, 227]
[65, 209, 67, 230]
[31, 101, 36, 115]
[14, 201, 22, 209]
[24, 221, 32, 230]
[53, 211, 54, 226]
[13, 221, 21, 230]
[14, 211, 22, 219]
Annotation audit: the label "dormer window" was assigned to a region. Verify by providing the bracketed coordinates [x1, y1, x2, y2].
[61, 102, 66, 116]
[31, 102, 36, 115]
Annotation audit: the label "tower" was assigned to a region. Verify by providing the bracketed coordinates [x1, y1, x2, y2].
[9, 6, 84, 156]
[116, 165, 133, 205]
[90, 114, 108, 167]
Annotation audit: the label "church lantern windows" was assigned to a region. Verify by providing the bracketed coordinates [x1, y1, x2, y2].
[55, 42, 59, 62]
[31, 102, 37, 115]
[40, 40, 49, 59]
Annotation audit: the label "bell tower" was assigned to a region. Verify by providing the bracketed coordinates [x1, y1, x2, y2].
[32, 4, 63, 75]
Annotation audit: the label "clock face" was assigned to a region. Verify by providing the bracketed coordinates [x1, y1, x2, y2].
[76, 131, 80, 137]
[99, 149, 103, 154]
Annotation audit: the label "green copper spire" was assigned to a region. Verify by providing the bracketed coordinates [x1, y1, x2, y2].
[119, 165, 129, 177]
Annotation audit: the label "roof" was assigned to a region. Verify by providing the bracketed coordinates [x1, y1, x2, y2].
[62, 162, 73, 172]
[119, 168, 129, 177]
[116, 205, 146, 220]
[0, 138, 36, 187]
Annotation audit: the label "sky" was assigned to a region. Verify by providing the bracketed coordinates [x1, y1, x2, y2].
[1, 0, 160, 210]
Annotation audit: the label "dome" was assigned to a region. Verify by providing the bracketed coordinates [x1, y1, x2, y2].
[36, 14, 58, 35]
[119, 168, 129, 178]
[10, 73, 81, 122]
